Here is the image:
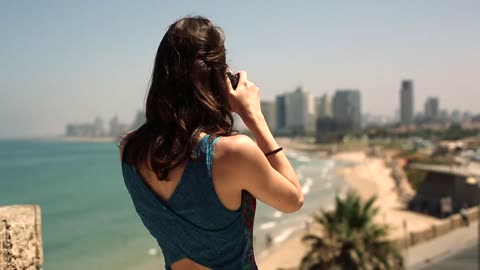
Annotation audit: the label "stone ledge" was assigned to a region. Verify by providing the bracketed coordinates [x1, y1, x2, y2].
[0, 205, 43, 270]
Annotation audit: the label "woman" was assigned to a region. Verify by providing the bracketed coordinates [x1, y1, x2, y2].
[120, 16, 303, 270]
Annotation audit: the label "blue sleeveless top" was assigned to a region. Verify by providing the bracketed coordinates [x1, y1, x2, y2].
[121, 135, 257, 269]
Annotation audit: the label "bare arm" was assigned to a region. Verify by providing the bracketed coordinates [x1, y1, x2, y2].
[246, 114, 302, 208]
[224, 71, 303, 213]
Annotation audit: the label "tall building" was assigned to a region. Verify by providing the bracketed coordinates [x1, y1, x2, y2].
[463, 111, 473, 122]
[439, 109, 449, 122]
[285, 86, 316, 136]
[65, 123, 94, 137]
[316, 94, 332, 118]
[109, 115, 121, 136]
[261, 101, 277, 131]
[451, 110, 461, 123]
[316, 117, 338, 143]
[332, 89, 362, 131]
[400, 80, 414, 126]
[93, 117, 104, 137]
[275, 95, 287, 133]
[424, 97, 439, 121]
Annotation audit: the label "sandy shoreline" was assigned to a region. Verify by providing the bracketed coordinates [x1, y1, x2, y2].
[257, 146, 442, 270]
[333, 152, 440, 239]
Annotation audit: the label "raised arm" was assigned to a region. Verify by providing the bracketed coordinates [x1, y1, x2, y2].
[223, 71, 303, 213]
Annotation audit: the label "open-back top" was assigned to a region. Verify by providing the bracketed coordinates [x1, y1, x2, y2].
[121, 134, 257, 269]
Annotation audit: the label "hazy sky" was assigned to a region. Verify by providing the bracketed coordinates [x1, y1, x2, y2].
[1, 0, 479, 138]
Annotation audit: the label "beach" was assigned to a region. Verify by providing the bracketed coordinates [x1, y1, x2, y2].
[257, 148, 446, 270]
[334, 152, 440, 239]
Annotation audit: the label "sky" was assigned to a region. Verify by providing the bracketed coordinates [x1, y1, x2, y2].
[1, 0, 479, 138]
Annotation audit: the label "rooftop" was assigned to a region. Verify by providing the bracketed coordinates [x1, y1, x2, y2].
[408, 163, 480, 178]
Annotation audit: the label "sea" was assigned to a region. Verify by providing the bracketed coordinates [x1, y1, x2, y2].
[0, 139, 351, 270]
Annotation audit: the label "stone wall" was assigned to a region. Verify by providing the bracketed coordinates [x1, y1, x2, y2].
[0, 205, 43, 270]
[393, 206, 479, 249]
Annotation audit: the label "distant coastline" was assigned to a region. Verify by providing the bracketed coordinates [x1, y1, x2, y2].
[1, 135, 118, 143]
[59, 136, 117, 143]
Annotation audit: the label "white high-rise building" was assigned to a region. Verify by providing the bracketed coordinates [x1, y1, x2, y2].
[285, 86, 316, 136]
[316, 94, 332, 118]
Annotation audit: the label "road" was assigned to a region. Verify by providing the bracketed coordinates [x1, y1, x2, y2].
[418, 244, 478, 270]
[406, 221, 478, 269]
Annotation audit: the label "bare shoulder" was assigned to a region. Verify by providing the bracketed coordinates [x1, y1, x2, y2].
[214, 134, 260, 162]
[212, 134, 263, 192]
[213, 134, 266, 180]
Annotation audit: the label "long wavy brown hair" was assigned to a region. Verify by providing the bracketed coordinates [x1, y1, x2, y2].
[122, 16, 236, 180]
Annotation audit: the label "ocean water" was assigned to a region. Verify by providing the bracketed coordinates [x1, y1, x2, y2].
[0, 139, 346, 270]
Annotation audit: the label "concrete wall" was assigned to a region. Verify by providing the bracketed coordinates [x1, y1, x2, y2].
[392, 206, 479, 250]
[0, 205, 43, 270]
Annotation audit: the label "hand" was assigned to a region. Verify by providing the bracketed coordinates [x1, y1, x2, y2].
[226, 71, 263, 125]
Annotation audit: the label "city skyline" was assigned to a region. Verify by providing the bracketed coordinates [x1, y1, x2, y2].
[1, 1, 479, 138]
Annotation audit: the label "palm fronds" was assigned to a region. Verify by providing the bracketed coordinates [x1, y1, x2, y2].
[300, 193, 404, 270]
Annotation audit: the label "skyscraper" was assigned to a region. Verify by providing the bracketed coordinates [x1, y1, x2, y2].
[424, 97, 439, 121]
[275, 95, 287, 133]
[451, 110, 461, 123]
[400, 80, 414, 126]
[332, 89, 362, 131]
[285, 86, 316, 136]
[316, 94, 332, 118]
[439, 109, 449, 122]
[93, 117, 105, 137]
[463, 111, 473, 122]
[109, 115, 121, 136]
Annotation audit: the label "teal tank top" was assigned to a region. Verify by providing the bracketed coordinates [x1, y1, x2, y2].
[121, 134, 257, 269]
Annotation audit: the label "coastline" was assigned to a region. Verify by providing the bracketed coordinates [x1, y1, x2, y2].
[257, 142, 441, 270]
[275, 137, 330, 158]
[11, 135, 118, 143]
[58, 136, 116, 143]
[4, 137, 476, 269]
[256, 139, 346, 270]
[333, 152, 440, 240]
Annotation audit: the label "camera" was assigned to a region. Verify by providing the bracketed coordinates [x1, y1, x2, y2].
[226, 71, 240, 90]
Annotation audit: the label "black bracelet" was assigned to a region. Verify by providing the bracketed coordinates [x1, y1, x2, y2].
[265, 147, 283, 157]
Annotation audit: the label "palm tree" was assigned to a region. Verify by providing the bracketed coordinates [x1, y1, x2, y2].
[300, 193, 404, 270]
